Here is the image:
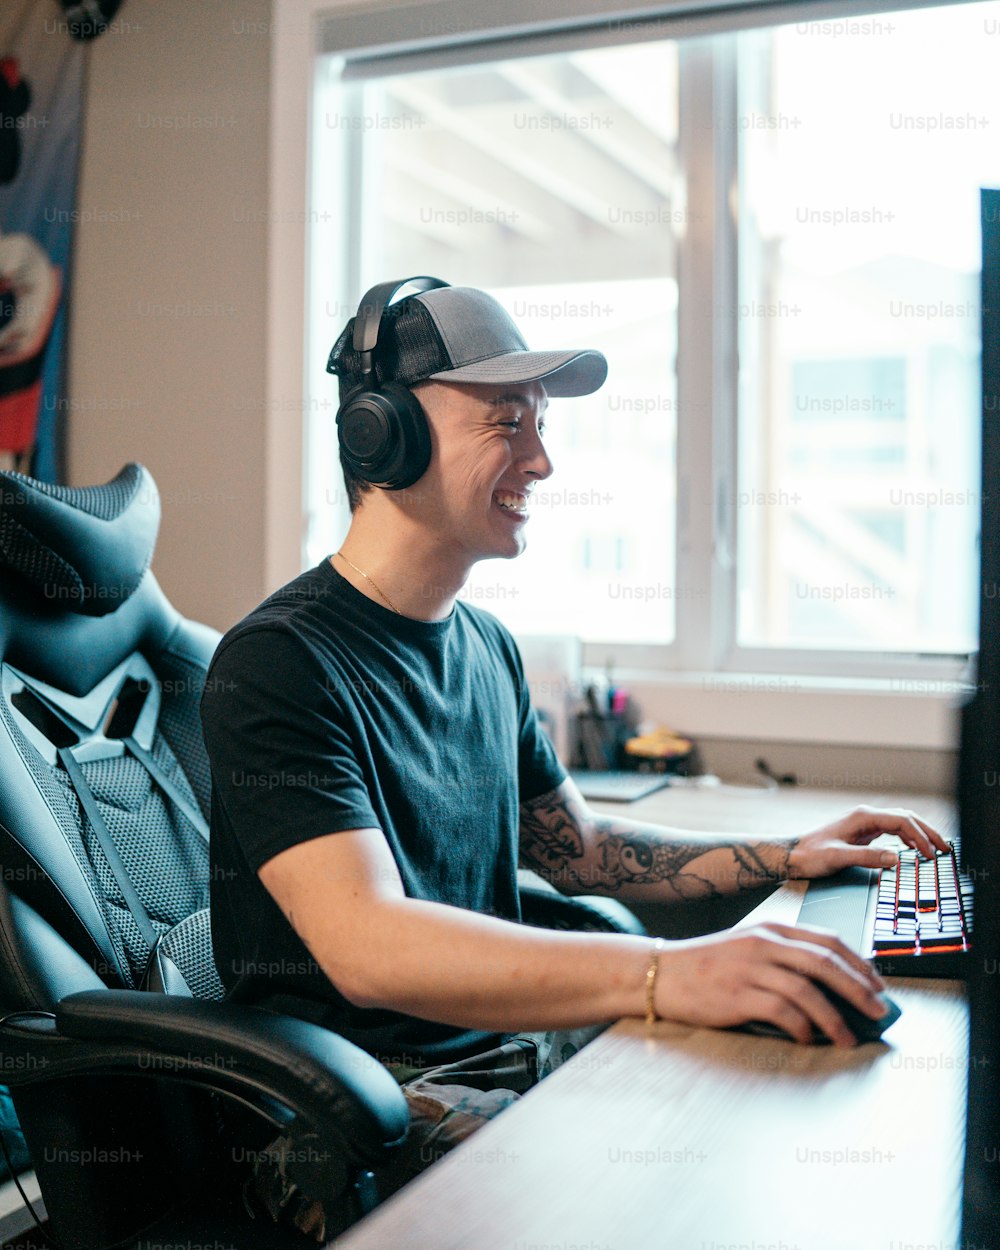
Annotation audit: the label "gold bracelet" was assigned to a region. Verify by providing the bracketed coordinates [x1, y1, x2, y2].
[645, 938, 666, 1027]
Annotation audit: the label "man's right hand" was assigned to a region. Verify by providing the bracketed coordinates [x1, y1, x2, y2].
[654, 922, 887, 1048]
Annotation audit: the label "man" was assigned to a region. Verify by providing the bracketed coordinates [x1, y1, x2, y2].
[201, 279, 946, 1239]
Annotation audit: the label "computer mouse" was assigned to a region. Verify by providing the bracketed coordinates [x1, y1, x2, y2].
[736, 988, 902, 1046]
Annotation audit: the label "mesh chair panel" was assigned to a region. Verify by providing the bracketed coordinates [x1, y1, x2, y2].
[0, 695, 135, 984]
[0, 510, 84, 601]
[71, 743, 209, 987]
[155, 649, 212, 819]
[157, 909, 225, 1002]
[78, 745, 208, 923]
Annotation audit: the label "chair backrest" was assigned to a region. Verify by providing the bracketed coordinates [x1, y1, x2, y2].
[0, 463, 224, 1011]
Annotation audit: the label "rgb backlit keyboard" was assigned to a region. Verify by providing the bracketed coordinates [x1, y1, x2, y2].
[871, 841, 973, 958]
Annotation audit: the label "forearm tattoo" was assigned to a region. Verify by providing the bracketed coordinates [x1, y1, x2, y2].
[519, 790, 799, 900]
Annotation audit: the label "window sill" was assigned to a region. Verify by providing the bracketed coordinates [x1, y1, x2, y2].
[606, 670, 968, 751]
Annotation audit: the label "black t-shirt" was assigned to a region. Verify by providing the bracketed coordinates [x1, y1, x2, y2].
[200, 558, 566, 1064]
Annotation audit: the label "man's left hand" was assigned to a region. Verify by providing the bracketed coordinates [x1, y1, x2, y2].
[787, 805, 951, 880]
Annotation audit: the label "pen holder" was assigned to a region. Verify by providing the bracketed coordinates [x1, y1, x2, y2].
[573, 711, 633, 771]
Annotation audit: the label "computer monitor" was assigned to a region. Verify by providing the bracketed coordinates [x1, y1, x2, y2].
[960, 186, 1000, 1244]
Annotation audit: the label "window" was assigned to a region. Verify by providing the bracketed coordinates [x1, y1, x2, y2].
[302, 0, 1000, 684]
[735, 10, 993, 660]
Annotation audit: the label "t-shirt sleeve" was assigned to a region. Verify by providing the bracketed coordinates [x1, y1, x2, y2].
[200, 628, 380, 872]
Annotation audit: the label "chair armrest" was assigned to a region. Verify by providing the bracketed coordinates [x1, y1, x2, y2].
[518, 881, 647, 936]
[1, 990, 408, 1170]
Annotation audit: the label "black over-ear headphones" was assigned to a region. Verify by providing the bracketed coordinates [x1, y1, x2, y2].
[335, 275, 449, 490]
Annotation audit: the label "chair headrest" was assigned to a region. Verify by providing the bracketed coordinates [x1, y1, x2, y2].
[0, 463, 160, 617]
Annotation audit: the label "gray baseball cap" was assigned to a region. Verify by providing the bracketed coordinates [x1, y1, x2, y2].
[327, 284, 608, 399]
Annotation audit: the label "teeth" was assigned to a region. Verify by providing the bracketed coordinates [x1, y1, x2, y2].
[495, 491, 528, 512]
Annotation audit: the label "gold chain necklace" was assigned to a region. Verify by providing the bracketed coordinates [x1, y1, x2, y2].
[333, 550, 402, 615]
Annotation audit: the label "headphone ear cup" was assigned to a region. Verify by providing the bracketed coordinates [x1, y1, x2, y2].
[337, 382, 431, 490]
[380, 383, 432, 489]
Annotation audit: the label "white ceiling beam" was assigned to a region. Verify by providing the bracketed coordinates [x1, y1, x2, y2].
[496, 62, 676, 199]
[386, 145, 557, 244]
[388, 78, 636, 235]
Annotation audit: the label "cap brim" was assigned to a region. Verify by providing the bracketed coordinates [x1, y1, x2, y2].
[427, 348, 608, 398]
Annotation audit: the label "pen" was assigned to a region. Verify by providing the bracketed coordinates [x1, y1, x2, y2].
[586, 684, 603, 718]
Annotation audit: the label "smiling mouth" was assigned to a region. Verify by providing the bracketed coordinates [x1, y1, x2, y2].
[493, 490, 530, 517]
[492, 487, 530, 517]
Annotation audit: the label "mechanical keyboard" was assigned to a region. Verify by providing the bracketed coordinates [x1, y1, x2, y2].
[871, 841, 973, 959]
[795, 836, 974, 978]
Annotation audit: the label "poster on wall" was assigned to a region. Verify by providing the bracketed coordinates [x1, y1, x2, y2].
[0, 0, 125, 481]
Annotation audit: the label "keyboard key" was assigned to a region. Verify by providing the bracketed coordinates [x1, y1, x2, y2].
[920, 932, 966, 949]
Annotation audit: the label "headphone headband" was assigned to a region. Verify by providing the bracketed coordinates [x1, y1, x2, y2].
[352, 275, 449, 376]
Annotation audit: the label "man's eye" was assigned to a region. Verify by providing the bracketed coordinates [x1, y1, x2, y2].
[499, 419, 522, 430]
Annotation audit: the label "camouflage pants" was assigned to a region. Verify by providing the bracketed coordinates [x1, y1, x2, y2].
[242, 1023, 607, 1242]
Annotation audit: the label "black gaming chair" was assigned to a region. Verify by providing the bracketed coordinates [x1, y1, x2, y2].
[0, 463, 643, 1249]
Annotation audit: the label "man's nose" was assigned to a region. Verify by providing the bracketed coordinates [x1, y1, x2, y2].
[519, 425, 554, 481]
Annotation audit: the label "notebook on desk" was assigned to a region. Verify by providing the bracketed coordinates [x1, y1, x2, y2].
[570, 769, 673, 803]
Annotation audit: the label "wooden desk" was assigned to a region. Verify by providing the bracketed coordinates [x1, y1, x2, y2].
[334, 787, 968, 1250]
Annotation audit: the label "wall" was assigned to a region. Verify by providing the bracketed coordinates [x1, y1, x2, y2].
[68, 0, 272, 633]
